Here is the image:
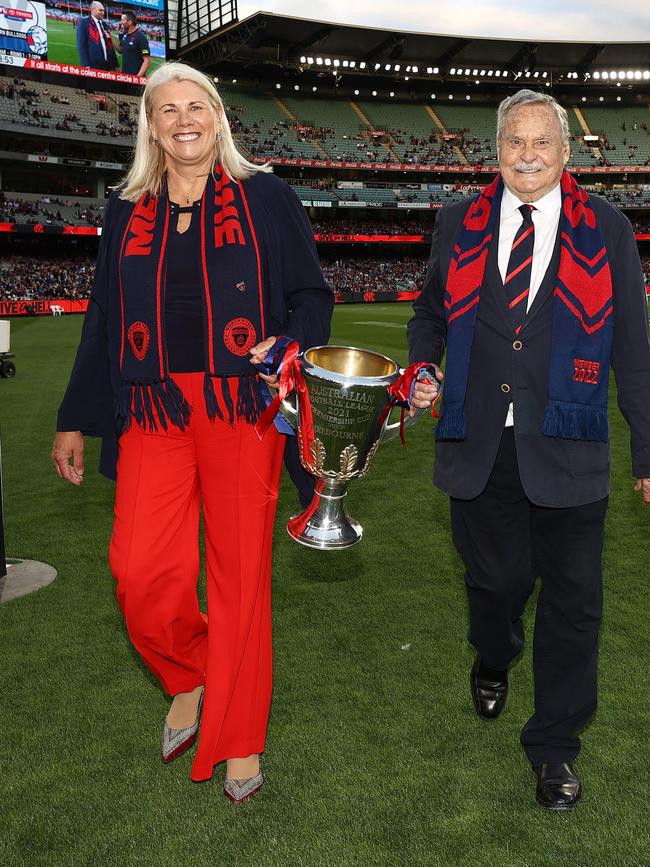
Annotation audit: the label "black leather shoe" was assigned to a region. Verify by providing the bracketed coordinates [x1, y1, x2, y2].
[470, 656, 508, 720]
[535, 762, 581, 812]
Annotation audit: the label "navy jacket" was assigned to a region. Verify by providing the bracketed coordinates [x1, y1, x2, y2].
[57, 172, 334, 480]
[77, 15, 118, 70]
[408, 192, 650, 507]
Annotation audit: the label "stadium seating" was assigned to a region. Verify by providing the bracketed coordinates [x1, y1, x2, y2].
[3, 79, 649, 171]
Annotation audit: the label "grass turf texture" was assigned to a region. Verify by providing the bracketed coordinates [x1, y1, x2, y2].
[0, 307, 648, 867]
[45, 19, 165, 75]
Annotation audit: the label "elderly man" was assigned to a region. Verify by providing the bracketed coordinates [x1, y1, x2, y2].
[408, 89, 650, 811]
[76, 1, 117, 71]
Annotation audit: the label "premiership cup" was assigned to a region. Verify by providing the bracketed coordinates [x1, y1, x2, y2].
[279, 345, 433, 550]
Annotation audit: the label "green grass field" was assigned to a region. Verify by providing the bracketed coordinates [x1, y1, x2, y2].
[0, 307, 648, 866]
[46, 19, 165, 75]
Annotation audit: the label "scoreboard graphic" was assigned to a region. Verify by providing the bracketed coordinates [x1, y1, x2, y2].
[0, 0, 47, 58]
[0, 0, 166, 85]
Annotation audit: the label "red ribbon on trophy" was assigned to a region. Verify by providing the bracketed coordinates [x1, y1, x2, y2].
[255, 338, 317, 468]
[383, 362, 441, 445]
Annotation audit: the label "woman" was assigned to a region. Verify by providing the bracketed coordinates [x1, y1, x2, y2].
[52, 62, 333, 802]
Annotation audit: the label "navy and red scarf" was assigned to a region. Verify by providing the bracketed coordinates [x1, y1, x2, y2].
[437, 170, 613, 442]
[116, 165, 267, 432]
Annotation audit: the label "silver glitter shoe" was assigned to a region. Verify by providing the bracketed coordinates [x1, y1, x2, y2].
[223, 769, 264, 804]
[160, 688, 204, 764]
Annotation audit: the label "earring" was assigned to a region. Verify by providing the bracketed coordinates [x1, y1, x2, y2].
[216, 131, 222, 142]
[152, 139, 160, 148]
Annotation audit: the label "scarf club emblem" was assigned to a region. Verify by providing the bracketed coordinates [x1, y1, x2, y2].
[224, 318, 256, 356]
[128, 322, 150, 361]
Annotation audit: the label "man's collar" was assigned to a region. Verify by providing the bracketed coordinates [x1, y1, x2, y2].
[501, 182, 561, 217]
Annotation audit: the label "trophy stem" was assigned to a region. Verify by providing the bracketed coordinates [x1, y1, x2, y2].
[287, 478, 363, 550]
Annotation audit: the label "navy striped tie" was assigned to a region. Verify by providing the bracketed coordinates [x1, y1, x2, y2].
[505, 204, 535, 335]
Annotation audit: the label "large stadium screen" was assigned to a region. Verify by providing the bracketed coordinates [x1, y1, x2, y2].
[0, 0, 166, 85]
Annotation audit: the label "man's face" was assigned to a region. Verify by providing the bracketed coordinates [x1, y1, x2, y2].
[121, 14, 133, 32]
[498, 104, 570, 202]
[92, 4, 105, 19]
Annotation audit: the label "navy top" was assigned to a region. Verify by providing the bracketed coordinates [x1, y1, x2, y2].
[165, 201, 204, 373]
[120, 28, 150, 75]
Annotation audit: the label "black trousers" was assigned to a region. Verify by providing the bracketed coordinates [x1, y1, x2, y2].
[450, 427, 607, 766]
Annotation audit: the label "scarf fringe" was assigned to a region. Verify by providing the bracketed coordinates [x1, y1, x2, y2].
[116, 379, 192, 433]
[204, 374, 225, 423]
[203, 373, 265, 425]
[237, 375, 266, 425]
[435, 402, 467, 441]
[542, 400, 608, 443]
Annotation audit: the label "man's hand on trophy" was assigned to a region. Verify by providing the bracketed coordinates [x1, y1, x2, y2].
[250, 335, 279, 388]
[409, 366, 443, 417]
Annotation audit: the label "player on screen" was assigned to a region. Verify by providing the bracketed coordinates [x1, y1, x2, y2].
[118, 12, 151, 77]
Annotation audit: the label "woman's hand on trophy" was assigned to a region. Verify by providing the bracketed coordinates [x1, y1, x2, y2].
[250, 335, 280, 389]
[409, 366, 443, 417]
[52, 430, 85, 486]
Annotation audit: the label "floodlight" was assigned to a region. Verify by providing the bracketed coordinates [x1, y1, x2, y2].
[390, 91, 395, 97]
[412, 66, 418, 73]
[359, 62, 366, 69]
[372, 90, 377, 96]
[334, 59, 340, 67]
[300, 55, 306, 63]
[354, 89, 359, 95]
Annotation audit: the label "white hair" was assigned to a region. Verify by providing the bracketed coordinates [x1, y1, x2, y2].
[118, 61, 271, 203]
[496, 89, 570, 150]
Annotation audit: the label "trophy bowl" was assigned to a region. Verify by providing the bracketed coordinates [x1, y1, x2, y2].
[280, 345, 429, 550]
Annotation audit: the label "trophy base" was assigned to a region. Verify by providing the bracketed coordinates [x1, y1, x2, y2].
[287, 480, 363, 550]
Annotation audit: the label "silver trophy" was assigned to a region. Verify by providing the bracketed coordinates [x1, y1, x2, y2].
[280, 345, 434, 550]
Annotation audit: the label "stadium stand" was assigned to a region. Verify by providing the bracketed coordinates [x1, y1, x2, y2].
[1, 15, 648, 312]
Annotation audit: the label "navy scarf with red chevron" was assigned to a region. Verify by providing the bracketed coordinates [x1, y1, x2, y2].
[437, 170, 613, 442]
[116, 165, 267, 433]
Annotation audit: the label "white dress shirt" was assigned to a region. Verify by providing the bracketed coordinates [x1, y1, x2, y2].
[498, 183, 562, 426]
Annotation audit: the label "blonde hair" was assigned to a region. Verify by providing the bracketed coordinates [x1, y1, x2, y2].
[119, 61, 271, 202]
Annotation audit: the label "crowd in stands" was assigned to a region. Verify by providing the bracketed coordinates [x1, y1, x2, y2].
[321, 256, 427, 293]
[2, 78, 135, 140]
[0, 193, 103, 228]
[640, 256, 650, 284]
[0, 257, 95, 301]
[312, 219, 434, 235]
[0, 252, 646, 304]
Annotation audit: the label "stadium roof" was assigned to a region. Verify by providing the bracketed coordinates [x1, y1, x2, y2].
[179, 11, 650, 91]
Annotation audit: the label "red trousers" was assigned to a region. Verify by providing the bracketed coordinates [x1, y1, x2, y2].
[108, 373, 284, 782]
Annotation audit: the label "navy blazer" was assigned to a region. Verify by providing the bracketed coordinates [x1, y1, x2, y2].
[76, 15, 117, 70]
[408, 191, 650, 507]
[57, 172, 334, 479]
